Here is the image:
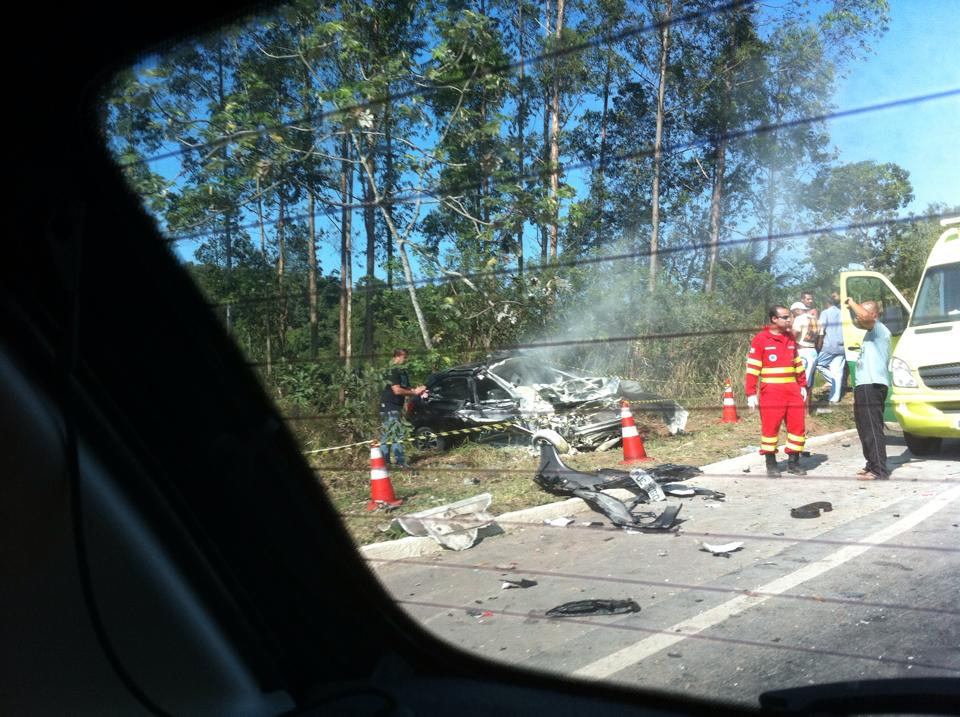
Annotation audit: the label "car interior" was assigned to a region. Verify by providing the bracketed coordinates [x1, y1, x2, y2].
[6, 2, 956, 716]
[2, 1, 757, 715]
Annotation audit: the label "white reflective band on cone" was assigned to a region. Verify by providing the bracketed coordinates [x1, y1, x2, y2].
[622, 426, 639, 438]
[371, 469, 389, 480]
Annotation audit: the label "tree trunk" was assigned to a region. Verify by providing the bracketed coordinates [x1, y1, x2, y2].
[515, 0, 527, 275]
[596, 54, 611, 249]
[256, 177, 272, 375]
[216, 41, 233, 336]
[307, 189, 319, 358]
[339, 133, 353, 403]
[398, 240, 432, 350]
[303, 69, 320, 360]
[384, 95, 395, 292]
[362, 153, 377, 359]
[548, 0, 565, 261]
[705, 131, 727, 293]
[649, 0, 671, 291]
[353, 131, 433, 351]
[276, 199, 287, 356]
[540, 0, 553, 262]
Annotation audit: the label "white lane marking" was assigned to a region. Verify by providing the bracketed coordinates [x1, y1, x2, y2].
[573, 485, 960, 679]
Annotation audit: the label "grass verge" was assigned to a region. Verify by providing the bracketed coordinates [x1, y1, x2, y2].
[307, 394, 856, 547]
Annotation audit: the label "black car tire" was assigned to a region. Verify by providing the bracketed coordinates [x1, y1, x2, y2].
[903, 431, 942, 456]
[414, 426, 450, 452]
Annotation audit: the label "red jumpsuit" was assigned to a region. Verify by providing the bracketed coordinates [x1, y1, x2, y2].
[745, 327, 807, 455]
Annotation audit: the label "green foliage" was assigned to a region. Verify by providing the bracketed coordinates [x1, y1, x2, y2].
[101, 0, 937, 443]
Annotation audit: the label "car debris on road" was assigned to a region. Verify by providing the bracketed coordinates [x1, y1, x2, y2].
[533, 441, 720, 531]
[395, 493, 496, 550]
[790, 501, 833, 519]
[699, 540, 745, 557]
[545, 598, 641, 618]
[500, 578, 538, 590]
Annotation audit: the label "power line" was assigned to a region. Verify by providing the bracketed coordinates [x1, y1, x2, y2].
[197, 209, 954, 314]
[123, 1, 754, 169]
[393, 599, 960, 674]
[340, 507, 960, 554]
[367, 557, 960, 617]
[160, 89, 959, 247]
[313, 465, 952, 485]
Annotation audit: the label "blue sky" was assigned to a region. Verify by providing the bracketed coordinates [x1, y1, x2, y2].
[828, 0, 959, 214]
[160, 1, 959, 273]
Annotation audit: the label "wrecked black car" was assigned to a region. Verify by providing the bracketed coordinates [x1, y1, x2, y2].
[407, 354, 688, 452]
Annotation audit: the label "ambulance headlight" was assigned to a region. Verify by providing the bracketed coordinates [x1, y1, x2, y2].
[891, 357, 918, 388]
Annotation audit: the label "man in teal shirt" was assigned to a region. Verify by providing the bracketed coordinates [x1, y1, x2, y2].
[846, 297, 891, 480]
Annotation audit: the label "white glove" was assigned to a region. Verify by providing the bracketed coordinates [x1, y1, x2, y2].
[746, 395, 758, 410]
[800, 387, 807, 401]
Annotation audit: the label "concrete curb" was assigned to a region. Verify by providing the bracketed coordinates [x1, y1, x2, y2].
[360, 427, 860, 561]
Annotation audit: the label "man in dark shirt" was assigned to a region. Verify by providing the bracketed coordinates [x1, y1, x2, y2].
[380, 348, 426, 467]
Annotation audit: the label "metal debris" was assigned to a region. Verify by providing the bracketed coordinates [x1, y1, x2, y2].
[790, 501, 833, 519]
[546, 598, 641, 618]
[501, 578, 538, 590]
[395, 493, 495, 550]
[533, 442, 709, 530]
[699, 541, 744, 556]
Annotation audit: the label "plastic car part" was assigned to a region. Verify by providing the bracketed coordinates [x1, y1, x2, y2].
[533, 441, 700, 496]
[533, 442, 689, 529]
[790, 501, 833, 519]
[545, 598, 641, 618]
[531, 428, 570, 455]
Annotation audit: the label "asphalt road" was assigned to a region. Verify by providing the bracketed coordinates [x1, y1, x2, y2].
[368, 430, 960, 709]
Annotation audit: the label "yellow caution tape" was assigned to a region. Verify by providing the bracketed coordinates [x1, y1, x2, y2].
[305, 420, 523, 455]
[304, 439, 376, 455]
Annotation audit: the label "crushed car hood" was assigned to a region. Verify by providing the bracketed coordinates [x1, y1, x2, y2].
[484, 356, 688, 436]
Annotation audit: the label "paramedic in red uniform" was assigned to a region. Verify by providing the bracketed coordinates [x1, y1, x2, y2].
[745, 305, 808, 476]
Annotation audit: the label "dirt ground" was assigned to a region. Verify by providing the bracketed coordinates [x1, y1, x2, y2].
[312, 395, 857, 546]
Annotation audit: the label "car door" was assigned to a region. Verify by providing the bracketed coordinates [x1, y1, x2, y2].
[422, 375, 476, 432]
[840, 270, 912, 418]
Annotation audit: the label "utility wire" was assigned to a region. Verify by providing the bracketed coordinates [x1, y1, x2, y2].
[122, 0, 755, 169]
[367, 557, 960, 617]
[160, 89, 959, 247]
[395, 599, 960, 674]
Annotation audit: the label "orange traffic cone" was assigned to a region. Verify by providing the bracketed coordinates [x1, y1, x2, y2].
[721, 379, 739, 423]
[366, 442, 403, 511]
[619, 400, 652, 463]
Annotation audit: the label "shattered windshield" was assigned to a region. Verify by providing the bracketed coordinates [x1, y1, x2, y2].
[911, 262, 960, 326]
[102, 0, 959, 709]
[488, 357, 577, 386]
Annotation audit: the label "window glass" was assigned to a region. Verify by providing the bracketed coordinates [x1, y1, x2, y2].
[99, 0, 960, 708]
[433, 378, 471, 402]
[845, 275, 909, 336]
[475, 377, 512, 402]
[912, 262, 960, 326]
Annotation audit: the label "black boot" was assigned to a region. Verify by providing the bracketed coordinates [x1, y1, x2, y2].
[786, 452, 807, 475]
[765, 453, 781, 477]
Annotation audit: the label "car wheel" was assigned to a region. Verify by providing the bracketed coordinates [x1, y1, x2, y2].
[414, 426, 450, 452]
[903, 432, 942, 456]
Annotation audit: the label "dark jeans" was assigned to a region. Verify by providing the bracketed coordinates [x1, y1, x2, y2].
[854, 383, 889, 479]
[379, 409, 406, 466]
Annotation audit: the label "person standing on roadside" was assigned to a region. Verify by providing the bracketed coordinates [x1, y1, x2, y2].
[380, 348, 427, 468]
[815, 291, 846, 405]
[745, 305, 808, 476]
[846, 298, 892, 481]
[791, 301, 819, 392]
